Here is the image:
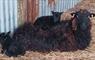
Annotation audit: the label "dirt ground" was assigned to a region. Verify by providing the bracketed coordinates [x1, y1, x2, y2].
[0, 0, 95, 60]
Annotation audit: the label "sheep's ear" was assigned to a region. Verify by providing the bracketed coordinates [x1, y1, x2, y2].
[70, 13, 76, 18]
[90, 13, 95, 17]
[71, 12, 76, 16]
[51, 11, 55, 14]
[6, 31, 11, 36]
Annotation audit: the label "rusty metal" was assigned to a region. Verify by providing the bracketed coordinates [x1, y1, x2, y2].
[0, 0, 81, 32]
[26, 0, 39, 23]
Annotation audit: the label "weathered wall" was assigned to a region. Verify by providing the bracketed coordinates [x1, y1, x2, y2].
[18, 0, 28, 25]
[18, 0, 81, 24]
[0, 0, 17, 32]
[0, 0, 81, 32]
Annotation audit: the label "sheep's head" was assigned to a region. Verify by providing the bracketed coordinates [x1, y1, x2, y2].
[71, 9, 95, 31]
[51, 11, 63, 23]
[0, 31, 12, 54]
[0, 32, 11, 46]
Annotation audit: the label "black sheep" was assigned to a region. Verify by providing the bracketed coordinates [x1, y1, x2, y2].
[0, 31, 13, 54]
[4, 9, 95, 57]
[71, 9, 95, 50]
[5, 22, 53, 57]
[34, 11, 63, 30]
[48, 20, 78, 51]
[4, 21, 78, 57]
